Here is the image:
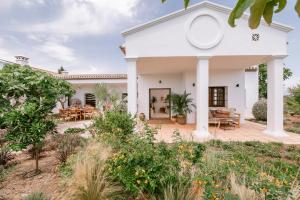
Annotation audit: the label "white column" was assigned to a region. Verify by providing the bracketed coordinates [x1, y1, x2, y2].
[265, 56, 288, 137]
[194, 56, 211, 138]
[126, 57, 138, 116]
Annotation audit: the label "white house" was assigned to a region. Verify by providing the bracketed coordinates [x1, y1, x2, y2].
[121, 1, 293, 138]
[0, 57, 127, 112]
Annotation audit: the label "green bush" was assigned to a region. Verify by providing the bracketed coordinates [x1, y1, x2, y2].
[106, 126, 205, 196]
[92, 111, 135, 147]
[252, 99, 267, 121]
[56, 133, 85, 164]
[64, 128, 85, 135]
[0, 145, 13, 166]
[24, 192, 49, 200]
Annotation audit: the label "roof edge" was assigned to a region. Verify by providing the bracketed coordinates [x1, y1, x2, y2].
[122, 1, 293, 37]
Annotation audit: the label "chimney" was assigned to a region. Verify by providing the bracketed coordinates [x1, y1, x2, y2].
[15, 56, 29, 66]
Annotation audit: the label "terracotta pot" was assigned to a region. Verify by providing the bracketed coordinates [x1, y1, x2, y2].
[177, 115, 186, 125]
[139, 113, 146, 121]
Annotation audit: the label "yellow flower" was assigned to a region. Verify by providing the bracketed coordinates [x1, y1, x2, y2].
[137, 180, 141, 184]
[261, 188, 268, 193]
[144, 180, 148, 184]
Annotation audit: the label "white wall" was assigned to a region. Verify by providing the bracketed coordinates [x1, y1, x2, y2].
[124, 5, 289, 58]
[53, 83, 127, 113]
[209, 69, 246, 122]
[245, 70, 259, 118]
[138, 69, 250, 123]
[138, 74, 184, 119]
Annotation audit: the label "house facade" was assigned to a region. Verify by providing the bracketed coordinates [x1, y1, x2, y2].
[0, 57, 127, 112]
[122, 1, 292, 137]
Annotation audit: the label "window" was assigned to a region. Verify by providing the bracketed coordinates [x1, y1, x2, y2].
[85, 93, 96, 107]
[209, 87, 225, 107]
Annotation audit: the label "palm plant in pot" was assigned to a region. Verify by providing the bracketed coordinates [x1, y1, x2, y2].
[168, 91, 195, 125]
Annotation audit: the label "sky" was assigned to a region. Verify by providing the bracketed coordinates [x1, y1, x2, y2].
[0, 0, 299, 87]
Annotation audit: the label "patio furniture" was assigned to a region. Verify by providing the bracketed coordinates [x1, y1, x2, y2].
[209, 108, 240, 131]
[83, 107, 95, 120]
[59, 109, 70, 121]
[69, 108, 81, 121]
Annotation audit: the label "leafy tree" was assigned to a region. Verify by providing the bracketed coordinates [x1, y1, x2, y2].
[56, 79, 75, 109]
[0, 64, 74, 174]
[286, 84, 300, 115]
[162, 0, 300, 29]
[57, 66, 65, 74]
[258, 64, 292, 98]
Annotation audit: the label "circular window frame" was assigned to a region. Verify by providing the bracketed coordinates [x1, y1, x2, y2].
[185, 12, 225, 49]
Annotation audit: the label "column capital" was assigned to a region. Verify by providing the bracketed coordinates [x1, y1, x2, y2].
[125, 57, 138, 62]
[196, 55, 212, 60]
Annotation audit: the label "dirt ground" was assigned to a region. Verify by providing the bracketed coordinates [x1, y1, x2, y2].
[0, 149, 64, 200]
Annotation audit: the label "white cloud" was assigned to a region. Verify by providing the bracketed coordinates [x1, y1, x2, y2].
[22, 0, 140, 36]
[39, 41, 76, 62]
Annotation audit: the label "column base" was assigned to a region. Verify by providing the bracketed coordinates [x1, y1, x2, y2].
[263, 129, 289, 137]
[193, 130, 213, 140]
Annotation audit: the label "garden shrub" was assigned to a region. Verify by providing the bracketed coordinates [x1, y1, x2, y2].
[64, 128, 85, 135]
[0, 145, 13, 166]
[252, 99, 267, 121]
[106, 127, 206, 196]
[24, 192, 49, 200]
[56, 133, 85, 164]
[92, 111, 135, 147]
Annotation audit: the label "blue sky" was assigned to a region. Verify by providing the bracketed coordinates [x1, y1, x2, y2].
[0, 0, 299, 86]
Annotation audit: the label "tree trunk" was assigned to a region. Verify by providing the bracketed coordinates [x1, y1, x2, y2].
[34, 145, 40, 174]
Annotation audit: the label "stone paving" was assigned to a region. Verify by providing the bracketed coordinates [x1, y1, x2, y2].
[56, 120, 300, 144]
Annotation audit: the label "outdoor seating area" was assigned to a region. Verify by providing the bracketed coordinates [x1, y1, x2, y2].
[209, 108, 241, 131]
[59, 106, 97, 121]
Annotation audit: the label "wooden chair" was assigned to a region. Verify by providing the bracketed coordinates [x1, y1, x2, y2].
[83, 107, 95, 120]
[69, 108, 80, 121]
[59, 109, 70, 121]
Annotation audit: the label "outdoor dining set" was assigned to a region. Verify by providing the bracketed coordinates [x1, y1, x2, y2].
[59, 106, 97, 121]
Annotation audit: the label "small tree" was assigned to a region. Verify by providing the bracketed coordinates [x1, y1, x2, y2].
[286, 84, 300, 115]
[57, 66, 65, 74]
[56, 79, 75, 109]
[0, 64, 74, 174]
[258, 64, 292, 99]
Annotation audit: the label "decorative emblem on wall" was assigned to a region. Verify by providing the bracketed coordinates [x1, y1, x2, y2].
[186, 12, 224, 49]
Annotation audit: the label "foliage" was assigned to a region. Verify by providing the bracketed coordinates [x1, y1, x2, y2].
[258, 64, 292, 99]
[56, 79, 75, 109]
[56, 133, 85, 164]
[106, 127, 205, 196]
[286, 84, 300, 115]
[92, 111, 135, 148]
[24, 192, 49, 200]
[197, 140, 300, 200]
[0, 64, 74, 173]
[64, 128, 85, 135]
[168, 91, 195, 116]
[57, 66, 65, 74]
[65, 140, 125, 200]
[95, 83, 124, 112]
[27, 142, 45, 160]
[0, 145, 13, 166]
[252, 99, 267, 121]
[162, 0, 300, 29]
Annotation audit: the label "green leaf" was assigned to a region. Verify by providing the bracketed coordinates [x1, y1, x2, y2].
[229, 0, 255, 27]
[296, 0, 300, 16]
[275, 0, 287, 13]
[184, 0, 190, 9]
[249, 0, 269, 29]
[263, 1, 275, 25]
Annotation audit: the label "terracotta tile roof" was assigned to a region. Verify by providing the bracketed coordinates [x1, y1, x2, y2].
[55, 74, 127, 80]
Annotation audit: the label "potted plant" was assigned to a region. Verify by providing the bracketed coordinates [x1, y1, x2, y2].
[168, 91, 195, 125]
